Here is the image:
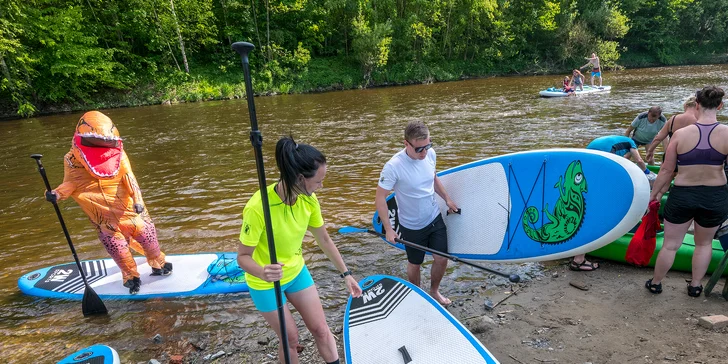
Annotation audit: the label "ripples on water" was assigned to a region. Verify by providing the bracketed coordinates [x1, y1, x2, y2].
[0, 64, 727, 362]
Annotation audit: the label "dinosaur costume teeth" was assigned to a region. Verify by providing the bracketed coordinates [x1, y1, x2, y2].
[52, 111, 169, 288]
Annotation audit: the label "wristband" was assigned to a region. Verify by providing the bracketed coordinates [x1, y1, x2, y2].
[340, 270, 352, 279]
[644, 168, 651, 175]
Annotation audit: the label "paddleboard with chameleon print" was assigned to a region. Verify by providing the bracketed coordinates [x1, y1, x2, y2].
[372, 149, 650, 262]
[57, 344, 120, 364]
[19, 253, 247, 300]
[344, 275, 500, 364]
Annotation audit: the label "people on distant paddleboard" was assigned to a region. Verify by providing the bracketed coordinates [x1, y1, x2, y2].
[645, 96, 698, 164]
[570, 69, 585, 92]
[44, 111, 172, 295]
[646, 86, 728, 298]
[625, 106, 667, 164]
[237, 136, 362, 364]
[567, 135, 655, 271]
[580, 52, 602, 87]
[562, 76, 575, 95]
[375, 121, 460, 306]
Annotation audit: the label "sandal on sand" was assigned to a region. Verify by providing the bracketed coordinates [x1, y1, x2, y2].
[569, 258, 600, 271]
[645, 278, 662, 294]
[686, 280, 703, 297]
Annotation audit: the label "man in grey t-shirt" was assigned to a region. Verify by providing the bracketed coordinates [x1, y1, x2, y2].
[625, 106, 666, 164]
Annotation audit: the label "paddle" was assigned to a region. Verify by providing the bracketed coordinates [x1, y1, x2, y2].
[30, 154, 108, 317]
[231, 41, 291, 364]
[338, 226, 521, 283]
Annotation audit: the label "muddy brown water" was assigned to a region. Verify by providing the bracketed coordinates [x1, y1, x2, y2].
[1, 64, 727, 363]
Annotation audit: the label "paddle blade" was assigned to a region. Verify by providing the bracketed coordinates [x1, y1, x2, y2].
[82, 287, 108, 316]
[338, 226, 369, 235]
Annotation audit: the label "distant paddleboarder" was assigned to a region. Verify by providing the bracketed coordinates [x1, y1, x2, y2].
[375, 121, 460, 306]
[44, 111, 172, 295]
[580, 52, 603, 87]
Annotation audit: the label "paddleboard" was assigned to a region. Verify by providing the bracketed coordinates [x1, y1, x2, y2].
[18, 253, 247, 300]
[344, 275, 499, 364]
[373, 148, 650, 262]
[57, 344, 120, 364]
[539, 85, 611, 97]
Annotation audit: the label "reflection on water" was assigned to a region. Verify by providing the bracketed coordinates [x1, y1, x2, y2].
[1, 64, 727, 362]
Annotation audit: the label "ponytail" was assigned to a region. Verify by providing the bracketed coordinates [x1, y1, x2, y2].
[275, 136, 326, 204]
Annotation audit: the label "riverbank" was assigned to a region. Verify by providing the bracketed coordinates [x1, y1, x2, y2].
[3, 54, 727, 121]
[133, 259, 728, 363]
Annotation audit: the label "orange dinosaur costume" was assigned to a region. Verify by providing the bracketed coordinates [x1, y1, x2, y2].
[49, 111, 171, 294]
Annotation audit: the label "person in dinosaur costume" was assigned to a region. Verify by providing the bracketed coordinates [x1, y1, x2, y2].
[45, 111, 172, 294]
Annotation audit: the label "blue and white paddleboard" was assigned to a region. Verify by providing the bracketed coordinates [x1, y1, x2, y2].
[18, 253, 247, 300]
[57, 344, 120, 364]
[373, 148, 650, 262]
[539, 85, 611, 97]
[344, 275, 499, 363]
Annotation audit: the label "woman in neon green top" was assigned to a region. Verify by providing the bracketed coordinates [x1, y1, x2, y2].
[238, 136, 362, 364]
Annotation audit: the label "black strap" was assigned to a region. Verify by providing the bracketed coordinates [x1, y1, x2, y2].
[668, 115, 676, 136]
[398, 346, 412, 363]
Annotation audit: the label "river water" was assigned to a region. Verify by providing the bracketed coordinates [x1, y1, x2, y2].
[1, 64, 727, 363]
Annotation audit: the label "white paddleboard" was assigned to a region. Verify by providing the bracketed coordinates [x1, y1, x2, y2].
[18, 253, 247, 300]
[373, 148, 650, 262]
[539, 85, 611, 97]
[344, 275, 500, 364]
[57, 344, 120, 364]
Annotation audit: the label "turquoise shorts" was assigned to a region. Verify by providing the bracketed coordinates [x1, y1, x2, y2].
[249, 265, 315, 312]
[592, 71, 601, 77]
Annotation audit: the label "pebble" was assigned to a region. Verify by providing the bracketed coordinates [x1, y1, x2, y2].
[209, 350, 226, 360]
[152, 334, 162, 344]
[484, 299, 495, 310]
[149, 360, 160, 364]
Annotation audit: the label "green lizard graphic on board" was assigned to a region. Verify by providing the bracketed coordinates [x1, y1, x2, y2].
[522, 160, 587, 244]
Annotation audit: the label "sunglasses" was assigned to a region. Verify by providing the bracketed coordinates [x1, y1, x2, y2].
[408, 140, 433, 153]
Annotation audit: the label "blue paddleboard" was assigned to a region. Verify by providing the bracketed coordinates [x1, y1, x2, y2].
[57, 344, 120, 364]
[344, 275, 500, 363]
[19, 253, 247, 300]
[373, 148, 650, 262]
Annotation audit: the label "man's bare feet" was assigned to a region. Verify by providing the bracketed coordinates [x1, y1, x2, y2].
[430, 290, 451, 306]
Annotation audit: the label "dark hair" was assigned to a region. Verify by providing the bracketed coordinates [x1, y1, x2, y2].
[404, 121, 429, 142]
[696, 86, 725, 109]
[275, 136, 326, 204]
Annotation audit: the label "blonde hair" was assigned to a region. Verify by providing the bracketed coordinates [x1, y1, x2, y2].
[683, 96, 697, 109]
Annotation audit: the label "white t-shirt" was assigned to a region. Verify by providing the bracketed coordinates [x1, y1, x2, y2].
[378, 148, 440, 230]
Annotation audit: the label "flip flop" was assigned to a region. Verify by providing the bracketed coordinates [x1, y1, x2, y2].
[569, 258, 600, 272]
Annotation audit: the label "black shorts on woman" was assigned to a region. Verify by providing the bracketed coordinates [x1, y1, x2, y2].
[399, 214, 448, 265]
[663, 185, 728, 227]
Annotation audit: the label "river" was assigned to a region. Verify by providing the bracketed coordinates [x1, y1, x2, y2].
[1, 64, 727, 363]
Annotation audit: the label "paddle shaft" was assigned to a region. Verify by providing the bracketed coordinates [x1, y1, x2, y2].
[30, 154, 108, 316]
[232, 42, 291, 364]
[369, 229, 520, 283]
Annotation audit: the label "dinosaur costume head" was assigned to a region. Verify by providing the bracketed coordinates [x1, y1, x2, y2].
[72, 111, 124, 179]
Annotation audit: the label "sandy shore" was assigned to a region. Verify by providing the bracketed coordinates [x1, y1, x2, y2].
[166, 259, 727, 363]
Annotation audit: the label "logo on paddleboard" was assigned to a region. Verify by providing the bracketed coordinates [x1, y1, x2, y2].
[522, 160, 587, 244]
[44, 268, 74, 283]
[73, 351, 93, 360]
[27, 273, 41, 281]
[361, 283, 385, 304]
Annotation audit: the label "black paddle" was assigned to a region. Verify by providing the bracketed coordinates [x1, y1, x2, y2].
[338, 226, 521, 283]
[30, 154, 108, 316]
[231, 42, 291, 364]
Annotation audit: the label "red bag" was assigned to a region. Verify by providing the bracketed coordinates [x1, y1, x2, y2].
[625, 200, 661, 266]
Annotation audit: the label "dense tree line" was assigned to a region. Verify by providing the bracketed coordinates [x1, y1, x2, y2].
[1, 0, 727, 117]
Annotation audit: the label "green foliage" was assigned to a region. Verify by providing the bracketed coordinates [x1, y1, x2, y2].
[1, 0, 727, 117]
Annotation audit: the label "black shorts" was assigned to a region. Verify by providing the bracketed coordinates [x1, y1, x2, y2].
[399, 214, 448, 265]
[663, 185, 728, 227]
[631, 138, 647, 147]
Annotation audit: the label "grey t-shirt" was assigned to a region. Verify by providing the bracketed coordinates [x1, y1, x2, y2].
[631, 112, 666, 145]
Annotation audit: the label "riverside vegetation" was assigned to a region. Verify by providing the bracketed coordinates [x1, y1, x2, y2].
[1, 0, 728, 118]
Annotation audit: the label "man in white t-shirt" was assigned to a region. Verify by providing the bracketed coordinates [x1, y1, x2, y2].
[375, 121, 459, 306]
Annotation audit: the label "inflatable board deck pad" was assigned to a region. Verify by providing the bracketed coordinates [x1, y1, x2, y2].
[57, 344, 120, 364]
[373, 149, 650, 263]
[344, 275, 499, 364]
[539, 85, 611, 97]
[19, 253, 247, 300]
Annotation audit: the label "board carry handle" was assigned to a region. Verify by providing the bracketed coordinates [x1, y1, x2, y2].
[446, 208, 462, 216]
[398, 346, 412, 363]
[361, 279, 376, 290]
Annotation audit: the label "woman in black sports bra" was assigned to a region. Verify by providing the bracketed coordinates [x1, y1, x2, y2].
[646, 86, 728, 298]
[645, 96, 698, 163]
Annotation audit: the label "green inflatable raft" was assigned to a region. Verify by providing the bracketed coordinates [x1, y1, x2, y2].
[590, 164, 728, 276]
